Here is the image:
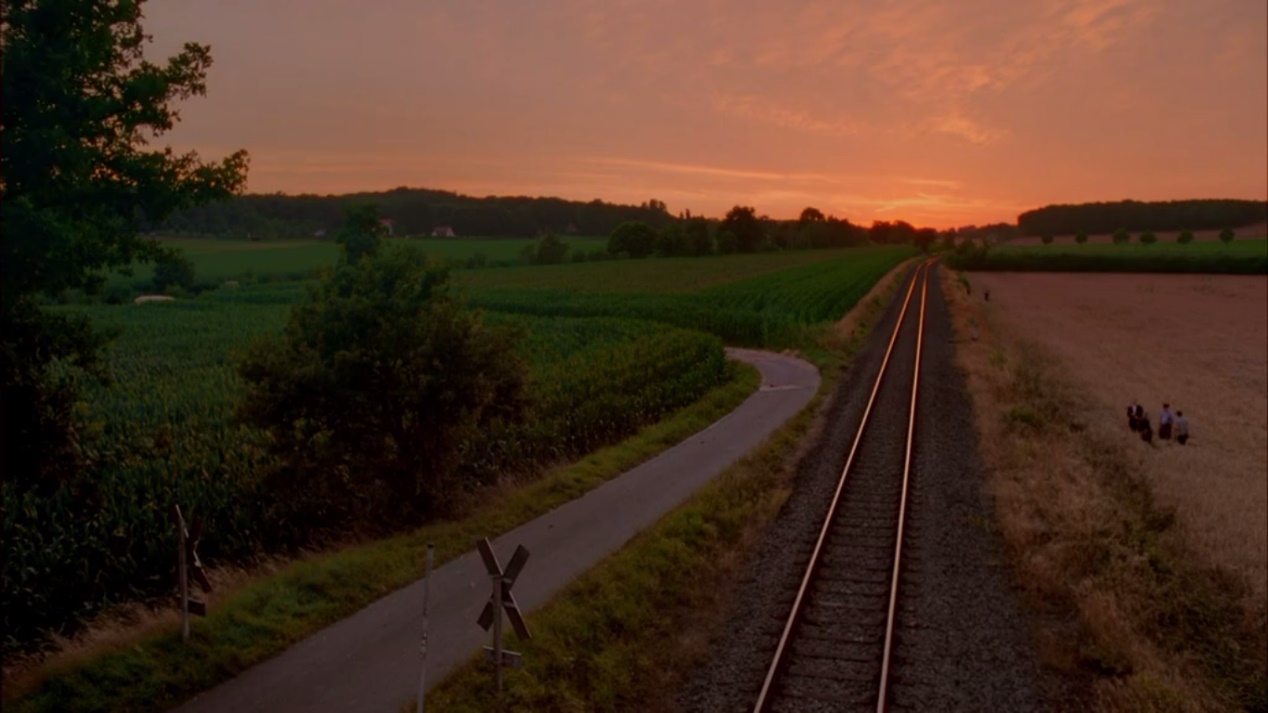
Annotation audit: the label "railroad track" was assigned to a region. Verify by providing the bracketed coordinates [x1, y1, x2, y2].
[754, 261, 931, 713]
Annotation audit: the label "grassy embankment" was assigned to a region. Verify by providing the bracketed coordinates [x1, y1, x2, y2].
[945, 238, 1268, 274]
[941, 271, 1267, 710]
[420, 260, 917, 712]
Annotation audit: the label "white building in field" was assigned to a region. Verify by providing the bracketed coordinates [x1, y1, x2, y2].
[431, 225, 456, 237]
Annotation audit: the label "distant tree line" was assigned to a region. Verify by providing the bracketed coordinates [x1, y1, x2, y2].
[155, 187, 676, 239]
[1017, 199, 1267, 237]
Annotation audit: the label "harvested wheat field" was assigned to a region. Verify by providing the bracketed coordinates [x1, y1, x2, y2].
[970, 272, 1268, 600]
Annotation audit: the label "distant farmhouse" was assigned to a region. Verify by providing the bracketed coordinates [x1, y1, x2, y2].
[379, 218, 396, 235]
[431, 225, 456, 237]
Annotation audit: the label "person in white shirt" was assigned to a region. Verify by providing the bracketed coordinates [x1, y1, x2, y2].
[1175, 411, 1190, 445]
[1159, 403, 1175, 441]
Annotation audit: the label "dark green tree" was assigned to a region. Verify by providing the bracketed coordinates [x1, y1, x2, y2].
[684, 217, 713, 256]
[336, 205, 386, 265]
[721, 206, 763, 253]
[1139, 231, 1157, 245]
[236, 245, 528, 523]
[1, 0, 248, 489]
[151, 252, 196, 293]
[1177, 230, 1195, 245]
[798, 207, 826, 224]
[1219, 227, 1235, 246]
[608, 220, 657, 258]
[1112, 228, 1131, 245]
[1075, 231, 1089, 244]
[531, 231, 570, 264]
[655, 223, 688, 257]
[915, 227, 938, 252]
[1041, 233, 1055, 245]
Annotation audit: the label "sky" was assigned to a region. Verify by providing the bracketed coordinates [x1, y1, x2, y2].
[146, 0, 1268, 228]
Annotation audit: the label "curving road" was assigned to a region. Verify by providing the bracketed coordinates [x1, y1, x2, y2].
[173, 347, 819, 713]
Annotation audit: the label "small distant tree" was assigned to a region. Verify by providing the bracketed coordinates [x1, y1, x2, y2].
[1075, 232, 1089, 244]
[1219, 227, 1235, 246]
[684, 218, 713, 256]
[527, 232, 569, 264]
[655, 223, 689, 257]
[1112, 228, 1130, 245]
[336, 205, 386, 265]
[1041, 234, 1054, 245]
[236, 245, 528, 524]
[608, 221, 657, 258]
[721, 206, 763, 253]
[152, 253, 196, 293]
[1177, 230, 1195, 245]
[914, 228, 938, 252]
[798, 207, 826, 224]
[1139, 231, 1157, 245]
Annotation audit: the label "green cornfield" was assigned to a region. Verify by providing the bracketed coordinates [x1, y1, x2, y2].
[3, 244, 911, 651]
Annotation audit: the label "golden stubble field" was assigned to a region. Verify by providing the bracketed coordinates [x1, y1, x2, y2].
[968, 272, 1268, 599]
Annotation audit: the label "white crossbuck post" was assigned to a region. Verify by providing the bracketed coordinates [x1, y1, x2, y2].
[475, 538, 532, 696]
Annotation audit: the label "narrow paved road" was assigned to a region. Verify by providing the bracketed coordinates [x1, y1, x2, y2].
[173, 348, 818, 713]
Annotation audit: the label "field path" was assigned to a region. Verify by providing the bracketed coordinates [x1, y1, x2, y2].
[173, 348, 818, 713]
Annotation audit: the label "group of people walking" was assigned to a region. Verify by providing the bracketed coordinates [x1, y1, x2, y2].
[1127, 401, 1189, 445]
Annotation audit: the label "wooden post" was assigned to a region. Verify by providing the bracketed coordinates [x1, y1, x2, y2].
[416, 543, 434, 713]
[492, 574, 504, 696]
[176, 505, 190, 643]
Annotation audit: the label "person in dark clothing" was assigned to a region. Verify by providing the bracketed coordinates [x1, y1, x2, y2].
[1176, 410, 1190, 445]
[1139, 414, 1154, 444]
[1127, 400, 1142, 431]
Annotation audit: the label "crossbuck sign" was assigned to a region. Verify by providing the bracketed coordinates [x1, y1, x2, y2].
[475, 538, 531, 693]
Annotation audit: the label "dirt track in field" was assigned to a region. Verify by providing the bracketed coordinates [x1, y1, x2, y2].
[969, 272, 1268, 600]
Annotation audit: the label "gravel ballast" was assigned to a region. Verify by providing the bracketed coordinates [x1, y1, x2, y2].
[678, 265, 1043, 712]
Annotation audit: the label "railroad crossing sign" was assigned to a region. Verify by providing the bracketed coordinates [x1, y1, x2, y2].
[173, 505, 212, 641]
[475, 538, 531, 692]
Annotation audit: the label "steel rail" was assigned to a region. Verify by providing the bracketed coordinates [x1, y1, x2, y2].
[753, 261, 930, 713]
[876, 260, 928, 712]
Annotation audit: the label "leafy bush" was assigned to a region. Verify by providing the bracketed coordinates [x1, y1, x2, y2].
[1177, 231, 1195, 245]
[1220, 227, 1235, 246]
[1076, 232, 1089, 244]
[236, 245, 529, 524]
[608, 221, 657, 258]
[151, 253, 196, 293]
[1041, 234, 1055, 245]
[1140, 231, 1157, 245]
[1113, 228, 1131, 245]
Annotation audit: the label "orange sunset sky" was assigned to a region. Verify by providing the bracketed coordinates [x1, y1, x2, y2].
[147, 0, 1268, 228]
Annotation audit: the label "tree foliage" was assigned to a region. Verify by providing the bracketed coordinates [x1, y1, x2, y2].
[1112, 228, 1131, 245]
[335, 205, 385, 265]
[1018, 199, 1266, 236]
[1075, 231, 1089, 244]
[523, 231, 570, 264]
[684, 217, 713, 256]
[1139, 231, 1157, 245]
[1177, 230, 1195, 244]
[235, 245, 528, 524]
[721, 206, 763, 253]
[608, 220, 657, 258]
[1041, 234, 1055, 245]
[1, 0, 248, 489]
[152, 252, 196, 292]
[1220, 227, 1235, 246]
